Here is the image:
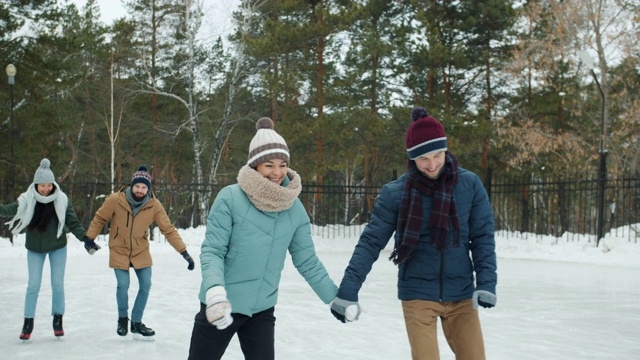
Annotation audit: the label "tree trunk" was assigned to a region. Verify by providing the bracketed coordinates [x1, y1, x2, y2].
[314, 0, 325, 225]
[482, 58, 492, 170]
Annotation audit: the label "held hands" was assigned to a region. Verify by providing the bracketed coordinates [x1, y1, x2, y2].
[181, 251, 195, 271]
[472, 290, 497, 309]
[82, 237, 101, 255]
[330, 297, 362, 323]
[205, 286, 233, 330]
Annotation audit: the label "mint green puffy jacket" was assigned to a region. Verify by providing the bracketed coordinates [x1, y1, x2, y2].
[198, 183, 338, 316]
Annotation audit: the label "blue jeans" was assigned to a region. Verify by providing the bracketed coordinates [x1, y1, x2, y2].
[114, 267, 152, 322]
[25, 246, 67, 318]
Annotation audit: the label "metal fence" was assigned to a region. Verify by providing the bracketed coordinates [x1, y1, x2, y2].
[2, 173, 639, 242]
[488, 174, 640, 243]
[301, 174, 640, 242]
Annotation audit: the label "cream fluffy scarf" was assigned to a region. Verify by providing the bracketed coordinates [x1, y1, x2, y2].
[237, 165, 302, 212]
[6, 183, 69, 237]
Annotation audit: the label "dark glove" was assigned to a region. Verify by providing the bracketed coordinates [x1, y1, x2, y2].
[472, 290, 497, 309]
[181, 251, 195, 271]
[82, 237, 101, 255]
[330, 297, 361, 323]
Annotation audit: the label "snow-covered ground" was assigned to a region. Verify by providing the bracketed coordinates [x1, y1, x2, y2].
[0, 226, 638, 359]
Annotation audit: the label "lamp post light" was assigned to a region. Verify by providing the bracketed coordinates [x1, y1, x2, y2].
[5, 64, 16, 245]
[6, 64, 16, 193]
[578, 51, 607, 246]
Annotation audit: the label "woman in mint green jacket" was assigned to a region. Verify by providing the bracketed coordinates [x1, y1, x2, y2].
[188, 118, 338, 360]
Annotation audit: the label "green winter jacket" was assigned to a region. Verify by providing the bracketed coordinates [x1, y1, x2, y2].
[0, 202, 86, 253]
[199, 179, 338, 316]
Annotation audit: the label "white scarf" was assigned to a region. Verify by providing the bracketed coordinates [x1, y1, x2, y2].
[237, 165, 302, 212]
[6, 183, 69, 238]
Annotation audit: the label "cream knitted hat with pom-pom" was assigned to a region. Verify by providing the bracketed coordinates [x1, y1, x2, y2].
[247, 117, 290, 168]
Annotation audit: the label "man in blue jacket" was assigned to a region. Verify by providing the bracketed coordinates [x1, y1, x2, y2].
[331, 107, 497, 360]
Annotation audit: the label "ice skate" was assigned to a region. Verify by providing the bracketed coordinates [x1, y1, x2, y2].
[117, 317, 128, 336]
[131, 322, 155, 341]
[53, 314, 64, 337]
[19, 318, 34, 340]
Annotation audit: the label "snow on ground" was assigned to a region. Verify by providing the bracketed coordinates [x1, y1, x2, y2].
[0, 225, 638, 359]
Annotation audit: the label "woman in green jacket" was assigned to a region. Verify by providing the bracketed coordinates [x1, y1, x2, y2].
[0, 159, 97, 340]
[188, 118, 338, 360]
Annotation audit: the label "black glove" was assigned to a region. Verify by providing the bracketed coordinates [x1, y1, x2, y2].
[181, 251, 195, 271]
[82, 236, 101, 255]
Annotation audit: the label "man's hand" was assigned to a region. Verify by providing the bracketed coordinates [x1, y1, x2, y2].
[181, 251, 195, 271]
[82, 237, 101, 255]
[472, 290, 496, 309]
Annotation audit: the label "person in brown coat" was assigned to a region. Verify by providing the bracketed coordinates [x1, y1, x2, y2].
[84, 165, 195, 341]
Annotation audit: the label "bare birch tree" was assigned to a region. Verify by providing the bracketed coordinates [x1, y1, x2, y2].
[183, 0, 208, 225]
[499, 1, 587, 172]
[206, 0, 267, 186]
[565, 0, 636, 175]
[133, 0, 210, 225]
[108, 52, 124, 193]
[498, 0, 637, 176]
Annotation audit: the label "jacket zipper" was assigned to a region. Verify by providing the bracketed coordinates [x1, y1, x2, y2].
[439, 251, 444, 301]
[128, 212, 134, 261]
[126, 204, 150, 263]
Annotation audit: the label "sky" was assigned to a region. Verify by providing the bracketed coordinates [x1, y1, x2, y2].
[69, 0, 241, 42]
[0, 225, 638, 359]
[70, 0, 127, 24]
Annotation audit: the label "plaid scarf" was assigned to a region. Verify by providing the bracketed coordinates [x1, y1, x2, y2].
[390, 152, 460, 265]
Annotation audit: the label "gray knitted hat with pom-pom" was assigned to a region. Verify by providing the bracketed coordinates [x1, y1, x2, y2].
[33, 158, 56, 184]
[247, 117, 290, 168]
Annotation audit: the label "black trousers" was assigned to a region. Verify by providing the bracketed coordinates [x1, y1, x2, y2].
[188, 303, 276, 360]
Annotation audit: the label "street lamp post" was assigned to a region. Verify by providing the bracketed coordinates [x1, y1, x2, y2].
[5, 64, 16, 245]
[6, 64, 16, 192]
[578, 51, 607, 246]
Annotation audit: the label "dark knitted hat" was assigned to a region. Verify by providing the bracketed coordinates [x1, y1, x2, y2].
[405, 107, 447, 160]
[247, 117, 290, 168]
[131, 165, 152, 189]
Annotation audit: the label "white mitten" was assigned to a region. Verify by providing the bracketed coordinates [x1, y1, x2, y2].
[205, 286, 233, 330]
[330, 297, 362, 323]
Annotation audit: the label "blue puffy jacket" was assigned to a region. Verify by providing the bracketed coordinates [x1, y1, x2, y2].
[337, 167, 497, 302]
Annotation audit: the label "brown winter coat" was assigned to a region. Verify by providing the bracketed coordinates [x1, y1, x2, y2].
[86, 189, 186, 270]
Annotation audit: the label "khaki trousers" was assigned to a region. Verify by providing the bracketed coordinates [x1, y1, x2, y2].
[402, 299, 485, 360]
